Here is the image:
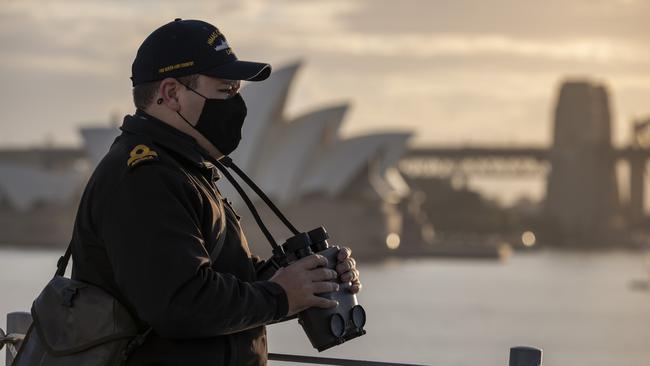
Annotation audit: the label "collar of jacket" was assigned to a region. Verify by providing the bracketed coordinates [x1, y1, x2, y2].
[120, 110, 222, 181]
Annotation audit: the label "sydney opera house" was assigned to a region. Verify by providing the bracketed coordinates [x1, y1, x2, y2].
[0, 63, 430, 258]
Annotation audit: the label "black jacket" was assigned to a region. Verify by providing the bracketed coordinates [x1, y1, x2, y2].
[70, 110, 288, 366]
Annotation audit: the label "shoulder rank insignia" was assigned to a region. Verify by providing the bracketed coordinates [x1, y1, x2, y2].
[127, 144, 158, 167]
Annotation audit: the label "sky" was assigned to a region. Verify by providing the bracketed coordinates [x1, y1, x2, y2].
[1, 0, 649, 150]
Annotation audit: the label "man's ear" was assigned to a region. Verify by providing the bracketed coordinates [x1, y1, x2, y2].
[158, 78, 181, 110]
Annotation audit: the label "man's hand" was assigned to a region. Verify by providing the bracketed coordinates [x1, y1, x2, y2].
[336, 247, 362, 294]
[270, 254, 339, 317]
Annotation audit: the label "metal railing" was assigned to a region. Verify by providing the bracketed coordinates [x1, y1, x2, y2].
[2, 312, 30, 365]
[1, 312, 542, 366]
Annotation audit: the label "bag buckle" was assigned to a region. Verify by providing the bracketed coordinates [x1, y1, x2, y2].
[122, 327, 152, 360]
[62, 287, 79, 307]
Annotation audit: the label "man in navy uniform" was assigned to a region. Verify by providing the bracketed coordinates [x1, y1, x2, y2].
[70, 18, 362, 365]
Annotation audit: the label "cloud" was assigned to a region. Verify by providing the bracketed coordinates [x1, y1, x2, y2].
[266, 32, 650, 64]
[340, 0, 650, 42]
[2, 53, 116, 75]
[0, 0, 649, 149]
[0, 0, 359, 75]
[3, 0, 648, 77]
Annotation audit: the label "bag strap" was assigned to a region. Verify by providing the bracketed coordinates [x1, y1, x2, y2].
[55, 241, 73, 277]
[210, 225, 227, 263]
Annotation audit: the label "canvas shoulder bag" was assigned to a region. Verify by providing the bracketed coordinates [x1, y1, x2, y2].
[10, 244, 151, 366]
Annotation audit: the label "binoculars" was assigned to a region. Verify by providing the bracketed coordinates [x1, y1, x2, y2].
[211, 157, 366, 352]
[261, 226, 366, 352]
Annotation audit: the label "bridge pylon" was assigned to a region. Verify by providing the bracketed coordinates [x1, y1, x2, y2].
[544, 80, 621, 244]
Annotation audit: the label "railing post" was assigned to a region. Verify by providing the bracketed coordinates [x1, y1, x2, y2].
[509, 346, 542, 366]
[5, 312, 32, 365]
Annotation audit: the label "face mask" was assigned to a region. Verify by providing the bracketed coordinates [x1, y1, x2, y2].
[176, 83, 247, 156]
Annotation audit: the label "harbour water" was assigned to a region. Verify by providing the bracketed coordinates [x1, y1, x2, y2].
[1, 248, 649, 366]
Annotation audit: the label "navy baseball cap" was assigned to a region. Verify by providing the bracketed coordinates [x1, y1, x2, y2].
[131, 18, 271, 86]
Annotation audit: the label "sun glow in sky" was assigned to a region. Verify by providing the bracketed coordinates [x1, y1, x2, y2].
[1, 0, 649, 149]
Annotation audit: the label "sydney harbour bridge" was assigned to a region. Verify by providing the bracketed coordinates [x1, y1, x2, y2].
[399, 80, 650, 243]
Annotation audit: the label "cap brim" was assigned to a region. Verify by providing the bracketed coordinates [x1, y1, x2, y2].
[202, 60, 271, 81]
